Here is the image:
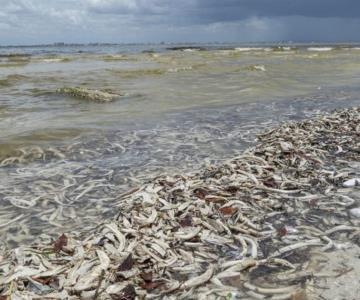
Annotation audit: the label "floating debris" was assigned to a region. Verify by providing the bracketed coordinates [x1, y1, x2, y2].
[56, 87, 121, 102]
[0, 106, 360, 299]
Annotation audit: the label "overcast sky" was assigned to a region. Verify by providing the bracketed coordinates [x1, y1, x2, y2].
[1, 0, 360, 45]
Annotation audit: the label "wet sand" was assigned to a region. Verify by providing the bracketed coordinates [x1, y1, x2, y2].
[310, 245, 360, 300]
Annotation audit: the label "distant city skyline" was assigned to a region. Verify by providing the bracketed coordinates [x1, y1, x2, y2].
[1, 0, 360, 45]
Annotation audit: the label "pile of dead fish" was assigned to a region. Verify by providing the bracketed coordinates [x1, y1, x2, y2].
[0, 106, 360, 299]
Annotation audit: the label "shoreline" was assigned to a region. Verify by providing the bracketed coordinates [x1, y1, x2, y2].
[1, 106, 360, 299]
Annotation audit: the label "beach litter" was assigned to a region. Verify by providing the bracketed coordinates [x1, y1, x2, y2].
[0, 106, 360, 299]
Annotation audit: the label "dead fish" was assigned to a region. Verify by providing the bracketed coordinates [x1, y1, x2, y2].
[181, 264, 215, 289]
[343, 178, 360, 187]
[349, 207, 360, 218]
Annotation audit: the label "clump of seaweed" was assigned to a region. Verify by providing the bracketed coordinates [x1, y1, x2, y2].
[0, 106, 359, 299]
[56, 87, 121, 102]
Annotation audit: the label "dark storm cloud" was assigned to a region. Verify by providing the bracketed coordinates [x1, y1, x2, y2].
[87, 1, 360, 20]
[0, 0, 360, 44]
[185, 0, 360, 24]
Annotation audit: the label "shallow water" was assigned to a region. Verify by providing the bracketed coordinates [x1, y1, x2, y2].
[1, 44, 360, 248]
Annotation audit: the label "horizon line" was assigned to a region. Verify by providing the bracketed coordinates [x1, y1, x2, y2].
[1, 41, 360, 48]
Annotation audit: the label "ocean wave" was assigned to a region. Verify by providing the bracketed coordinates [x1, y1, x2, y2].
[110, 68, 167, 78]
[0, 54, 31, 68]
[232, 65, 267, 73]
[41, 58, 70, 63]
[234, 47, 267, 52]
[167, 66, 193, 73]
[0, 53, 31, 58]
[272, 46, 296, 52]
[0, 74, 29, 87]
[307, 47, 333, 52]
[102, 54, 137, 62]
[248, 65, 266, 72]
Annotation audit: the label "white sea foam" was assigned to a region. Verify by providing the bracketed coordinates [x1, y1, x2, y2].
[342, 47, 360, 51]
[42, 58, 63, 63]
[306, 54, 319, 59]
[307, 47, 333, 52]
[253, 65, 266, 71]
[167, 66, 193, 73]
[234, 47, 264, 52]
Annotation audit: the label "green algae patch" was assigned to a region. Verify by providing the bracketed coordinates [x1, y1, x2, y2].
[56, 87, 121, 102]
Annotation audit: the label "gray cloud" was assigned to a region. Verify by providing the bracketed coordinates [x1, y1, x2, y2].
[0, 0, 359, 44]
[87, 0, 168, 15]
[194, 0, 360, 21]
